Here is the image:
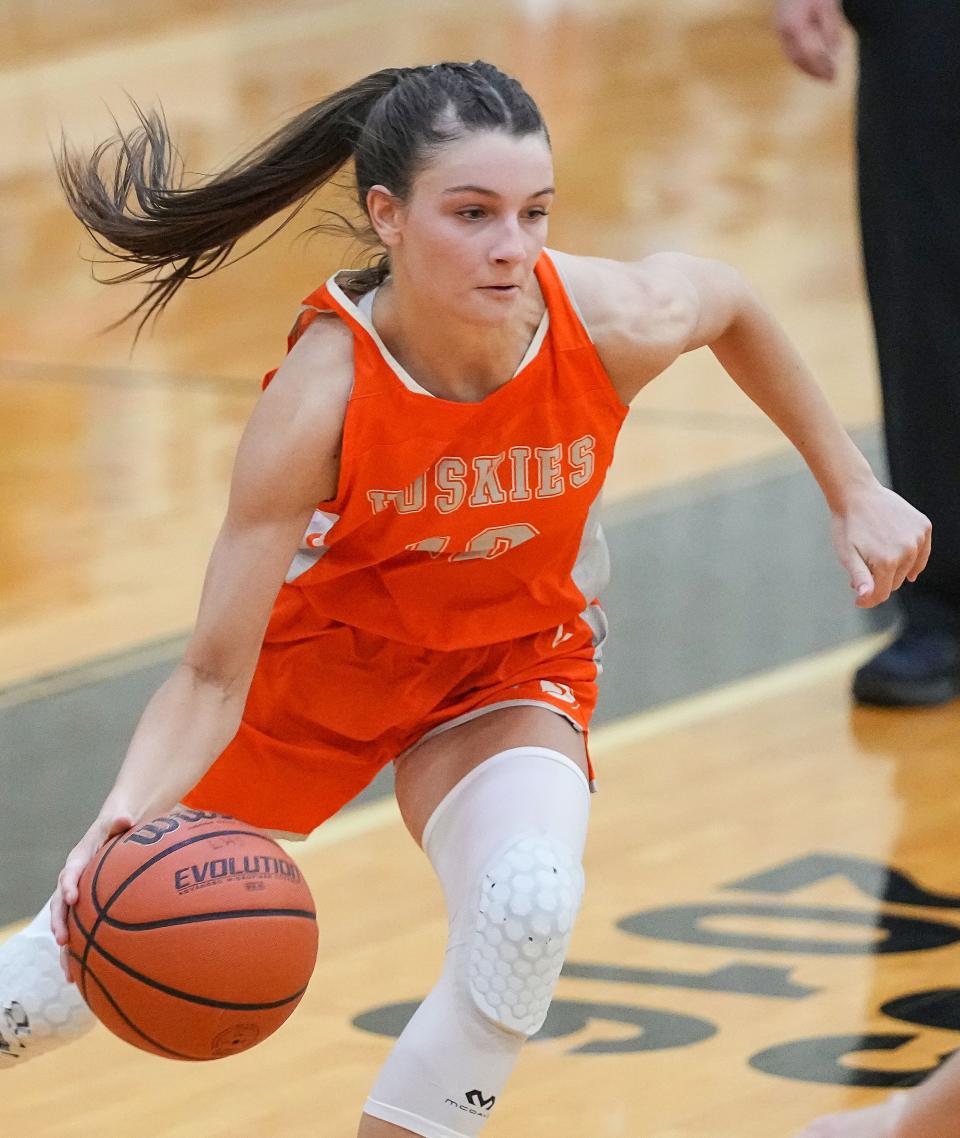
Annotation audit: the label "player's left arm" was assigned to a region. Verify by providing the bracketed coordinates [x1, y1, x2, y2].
[669, 252, 931, 607]
[571, 249, 931, 608]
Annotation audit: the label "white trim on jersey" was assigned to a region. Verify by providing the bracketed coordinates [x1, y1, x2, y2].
[285, 508, 340, 582]
[401, 697, 589, 770]
[406, 700, 598, 794]
[326, 275, 550, 399]
[571, 494, 612, 606]
[543, 246, 594, 341]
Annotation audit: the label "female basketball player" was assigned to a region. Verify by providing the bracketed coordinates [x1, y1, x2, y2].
[0, 62, 931, 1138]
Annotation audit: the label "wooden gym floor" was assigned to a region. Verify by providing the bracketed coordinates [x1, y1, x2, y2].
[3, 1, 960, 1135]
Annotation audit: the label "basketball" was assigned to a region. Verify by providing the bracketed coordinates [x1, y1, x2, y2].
[65, 808, 318, 1061]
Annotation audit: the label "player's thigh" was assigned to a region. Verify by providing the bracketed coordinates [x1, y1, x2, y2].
[393, 705, 587, 847]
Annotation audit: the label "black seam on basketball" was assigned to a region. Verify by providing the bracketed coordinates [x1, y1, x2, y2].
[68, 902, 107, 990]
[69, 902, 307, 1011]
[67, 906, 91, 1004]
[69, 948, 199, 1061]
[95, 907, 317, 931]
[83, 832, 126, 993]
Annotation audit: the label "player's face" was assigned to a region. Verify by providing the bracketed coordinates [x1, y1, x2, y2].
[395, 129, 554, 324]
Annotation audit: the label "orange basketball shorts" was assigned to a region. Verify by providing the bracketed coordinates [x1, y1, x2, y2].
[183, 603, 606, 835]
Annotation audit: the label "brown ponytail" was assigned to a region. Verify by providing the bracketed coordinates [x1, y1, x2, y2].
[56, 61, 548, 333]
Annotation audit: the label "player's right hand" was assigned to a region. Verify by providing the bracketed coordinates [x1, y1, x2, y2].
[52, 813, 134, 979]
[774, 0, 846, 81]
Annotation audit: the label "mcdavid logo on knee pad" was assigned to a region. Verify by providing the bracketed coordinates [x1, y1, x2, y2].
[0, 1001, 30, 1059]
[445, 1088, 496, 1116]
[466, 1089, 496, 1111]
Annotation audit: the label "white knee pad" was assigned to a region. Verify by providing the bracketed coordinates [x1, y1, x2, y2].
[0, 901, 95, 1067]
[470, 830, 583, 1037]
[364, 746, 589, 1138]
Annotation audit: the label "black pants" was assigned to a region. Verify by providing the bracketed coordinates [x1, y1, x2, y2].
[843, 0, 960, 631]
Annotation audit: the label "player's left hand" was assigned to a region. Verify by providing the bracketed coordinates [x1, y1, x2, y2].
[830, 480, 931, 608]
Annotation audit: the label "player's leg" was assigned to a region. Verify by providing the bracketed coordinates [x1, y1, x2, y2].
[0, 898, 96, 1067]
[795, 1052, 960, 1137]
[358, 1119, 422, 1138]
[793, 1095, 907, 1138]
[358, 705, 590, 1138]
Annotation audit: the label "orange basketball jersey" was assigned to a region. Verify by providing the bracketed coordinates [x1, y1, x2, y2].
[184, 252, 628, 832]
[269, 249, 628, 650]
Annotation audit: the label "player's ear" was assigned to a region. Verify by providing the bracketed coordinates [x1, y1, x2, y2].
[366, 185, 405, 248]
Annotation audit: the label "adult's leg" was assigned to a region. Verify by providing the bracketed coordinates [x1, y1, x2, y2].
[357, 706, 590, 1138]
[845, 0, 960, 702]
[804, 13, 960, 1133]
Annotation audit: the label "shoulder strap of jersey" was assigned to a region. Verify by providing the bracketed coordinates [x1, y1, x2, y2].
[537, 249, 595, 352]
[261, 282, 341, 390]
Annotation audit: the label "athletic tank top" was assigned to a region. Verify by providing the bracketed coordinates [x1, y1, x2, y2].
[266, 249, 628, 650]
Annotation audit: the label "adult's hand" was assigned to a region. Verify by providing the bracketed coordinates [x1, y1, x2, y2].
[774, 0, 846, 81]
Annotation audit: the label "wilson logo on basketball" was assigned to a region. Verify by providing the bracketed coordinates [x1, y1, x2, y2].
[124, 807, 232, 846]
[173, 855, 303, 892]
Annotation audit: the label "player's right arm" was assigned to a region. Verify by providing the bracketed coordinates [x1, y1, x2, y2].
[51, 316, 354, 946]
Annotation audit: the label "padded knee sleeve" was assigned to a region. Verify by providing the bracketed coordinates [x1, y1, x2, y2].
[364, 746, 589, 1138]
[470, 831, 583, 1036]
[0, 900, 95, 1066]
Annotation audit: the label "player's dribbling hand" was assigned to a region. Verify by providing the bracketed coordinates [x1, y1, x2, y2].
[831, 480, 932, 609]
[774, 0, 845, 82]
[52, 812, 134, 979]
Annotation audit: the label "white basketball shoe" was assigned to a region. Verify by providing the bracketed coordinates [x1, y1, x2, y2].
[0, 905, 95, 1067]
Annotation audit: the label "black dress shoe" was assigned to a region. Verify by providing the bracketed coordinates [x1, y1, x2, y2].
[853, 629, 960, 707]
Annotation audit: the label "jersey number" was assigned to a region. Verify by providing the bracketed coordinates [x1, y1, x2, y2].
[406, 523, 539, 562]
